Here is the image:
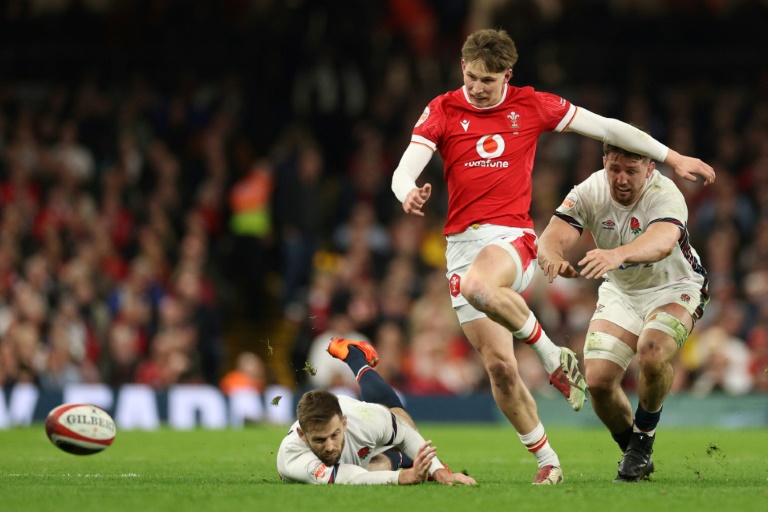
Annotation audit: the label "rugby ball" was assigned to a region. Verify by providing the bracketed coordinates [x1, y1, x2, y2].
[45, 403, 117, 455]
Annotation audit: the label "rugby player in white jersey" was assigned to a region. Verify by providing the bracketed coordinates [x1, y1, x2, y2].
[277, 338, 476, 486]
[391, 27, 715, 484]
[538, 142, 710, 482]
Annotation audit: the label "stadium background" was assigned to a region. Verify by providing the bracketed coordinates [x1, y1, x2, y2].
[0, 0, 766, 427]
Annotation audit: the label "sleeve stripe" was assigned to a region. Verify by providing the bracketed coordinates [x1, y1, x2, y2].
[411, 134, 437, 151]
[386, 413, 398, 445]
[329, 464, 339, 484]
[649, 217, 685, 241]
[554, 104, 577, 132]
[554, 212, 583, 234]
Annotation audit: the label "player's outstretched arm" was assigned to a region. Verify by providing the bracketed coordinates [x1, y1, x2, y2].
[566, 108, 715, 185]
[579, 222, 681, 279]
[538, 215, 581, 283]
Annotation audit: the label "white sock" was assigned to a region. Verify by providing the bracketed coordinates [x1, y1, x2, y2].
[513, 312, 561, 374]
[633, 424, 657, 437]
[519, 422, 560, 468]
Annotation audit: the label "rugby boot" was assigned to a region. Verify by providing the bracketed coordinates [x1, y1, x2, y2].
[548, 348, 587, 411]
[615, 432, 656, 482]
[327, 337, 379, 367]
[532, 465, 563, 485]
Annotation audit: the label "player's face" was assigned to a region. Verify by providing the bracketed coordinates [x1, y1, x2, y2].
[604, 153, 655, 206]
[299, 414, 347, 466]
[462, 59, 511, 108]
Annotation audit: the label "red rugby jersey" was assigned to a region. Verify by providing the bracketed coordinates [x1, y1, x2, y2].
[412, 85, 575, 234]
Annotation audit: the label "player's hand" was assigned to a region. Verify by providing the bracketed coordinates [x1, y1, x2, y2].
[402, 184, 432, 216]
[579, 249, 624, 279]
[539, 257, 579, 282]
[666, 150, 716, 185]
[398, 440, 436, 485]
[432, 468, 477, 486]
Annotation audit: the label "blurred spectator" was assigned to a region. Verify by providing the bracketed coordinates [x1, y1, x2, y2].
[100, 323, 141, 389]
[220, 351, 267, 396]
[273, 142, 326, 316]
[303, 290, 370, 395]
[229, 158, 275, 321]
[690, 325, 753, 397]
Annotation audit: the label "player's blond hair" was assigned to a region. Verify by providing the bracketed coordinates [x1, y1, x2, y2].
[461, 28, 518, 73]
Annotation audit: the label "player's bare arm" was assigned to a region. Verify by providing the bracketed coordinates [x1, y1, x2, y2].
[579, 222, 681, 279]
[663, 149, 716, 185]
[397, 440, 437, 485]
[538, 216, 581, 283]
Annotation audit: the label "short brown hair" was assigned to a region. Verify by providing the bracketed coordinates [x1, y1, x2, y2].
[461, 29, 518, 73]
[603, 143, 651, 162]
[296, 390, 342, 432]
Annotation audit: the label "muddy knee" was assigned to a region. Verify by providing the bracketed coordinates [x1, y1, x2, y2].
[486, 359, 519, 388]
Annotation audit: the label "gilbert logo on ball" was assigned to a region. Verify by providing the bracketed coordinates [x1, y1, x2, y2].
[45, 403, 117, 455]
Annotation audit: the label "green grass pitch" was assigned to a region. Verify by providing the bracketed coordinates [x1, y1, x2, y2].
[1, 425, 766, 512]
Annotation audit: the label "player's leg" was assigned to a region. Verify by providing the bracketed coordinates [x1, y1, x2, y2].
[615, 303, 694, 482]
[327, 337, 415, 470]
[461, 238, 586, 411]
[327, 337, 400, 405]
[461, 317, 562, 484]
[583, 319, 638, 452]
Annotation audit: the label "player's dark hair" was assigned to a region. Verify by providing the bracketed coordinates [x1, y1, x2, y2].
[297, 390, 343, 432]
[462, 28, 518, 73]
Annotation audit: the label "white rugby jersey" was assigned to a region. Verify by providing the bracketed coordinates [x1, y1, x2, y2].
[277, 395, 443, 485]
[555, 169, 708, 300]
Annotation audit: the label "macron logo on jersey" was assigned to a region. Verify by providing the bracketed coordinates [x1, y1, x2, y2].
[460, 119, 469, 131]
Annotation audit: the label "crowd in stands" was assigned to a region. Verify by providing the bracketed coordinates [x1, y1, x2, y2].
[0, 0, 766, 401]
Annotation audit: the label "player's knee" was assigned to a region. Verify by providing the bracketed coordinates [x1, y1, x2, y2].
[636, 342, 670, 376]
[460, 274, 492, 312]
[486, 358, 519, 388]
[584, 370, 615, 396]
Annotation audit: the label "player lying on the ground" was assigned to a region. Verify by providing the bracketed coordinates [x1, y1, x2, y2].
[276, 337, 477, 485]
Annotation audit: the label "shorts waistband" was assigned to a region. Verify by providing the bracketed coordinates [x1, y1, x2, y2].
[447, 224, 535, 242]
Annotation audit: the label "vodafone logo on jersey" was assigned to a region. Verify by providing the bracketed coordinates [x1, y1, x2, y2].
[476, 135, 505, 158]
[466, 134, 509, 168]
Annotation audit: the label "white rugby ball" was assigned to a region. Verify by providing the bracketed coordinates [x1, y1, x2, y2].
[45, 403, 117, 455]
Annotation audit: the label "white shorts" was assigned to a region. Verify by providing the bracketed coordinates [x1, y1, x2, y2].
[592, 280, 707, 335]
[445, 225, 538, 324]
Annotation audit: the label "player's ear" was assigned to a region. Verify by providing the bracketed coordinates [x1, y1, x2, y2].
[461, 59, 466, 72]
[297, 427, 306, 442]
[505, 69, 513, 83]
[342, 415, 348, 430]
[647, 160, 656, 176]
[602, 156, 607, 168]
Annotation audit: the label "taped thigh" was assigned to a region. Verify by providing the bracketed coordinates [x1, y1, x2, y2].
[584, 331, 635, 370]
[642, 312, 689, 350]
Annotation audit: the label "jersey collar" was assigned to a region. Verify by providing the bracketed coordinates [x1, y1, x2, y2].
[462, 84, 508, 109]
